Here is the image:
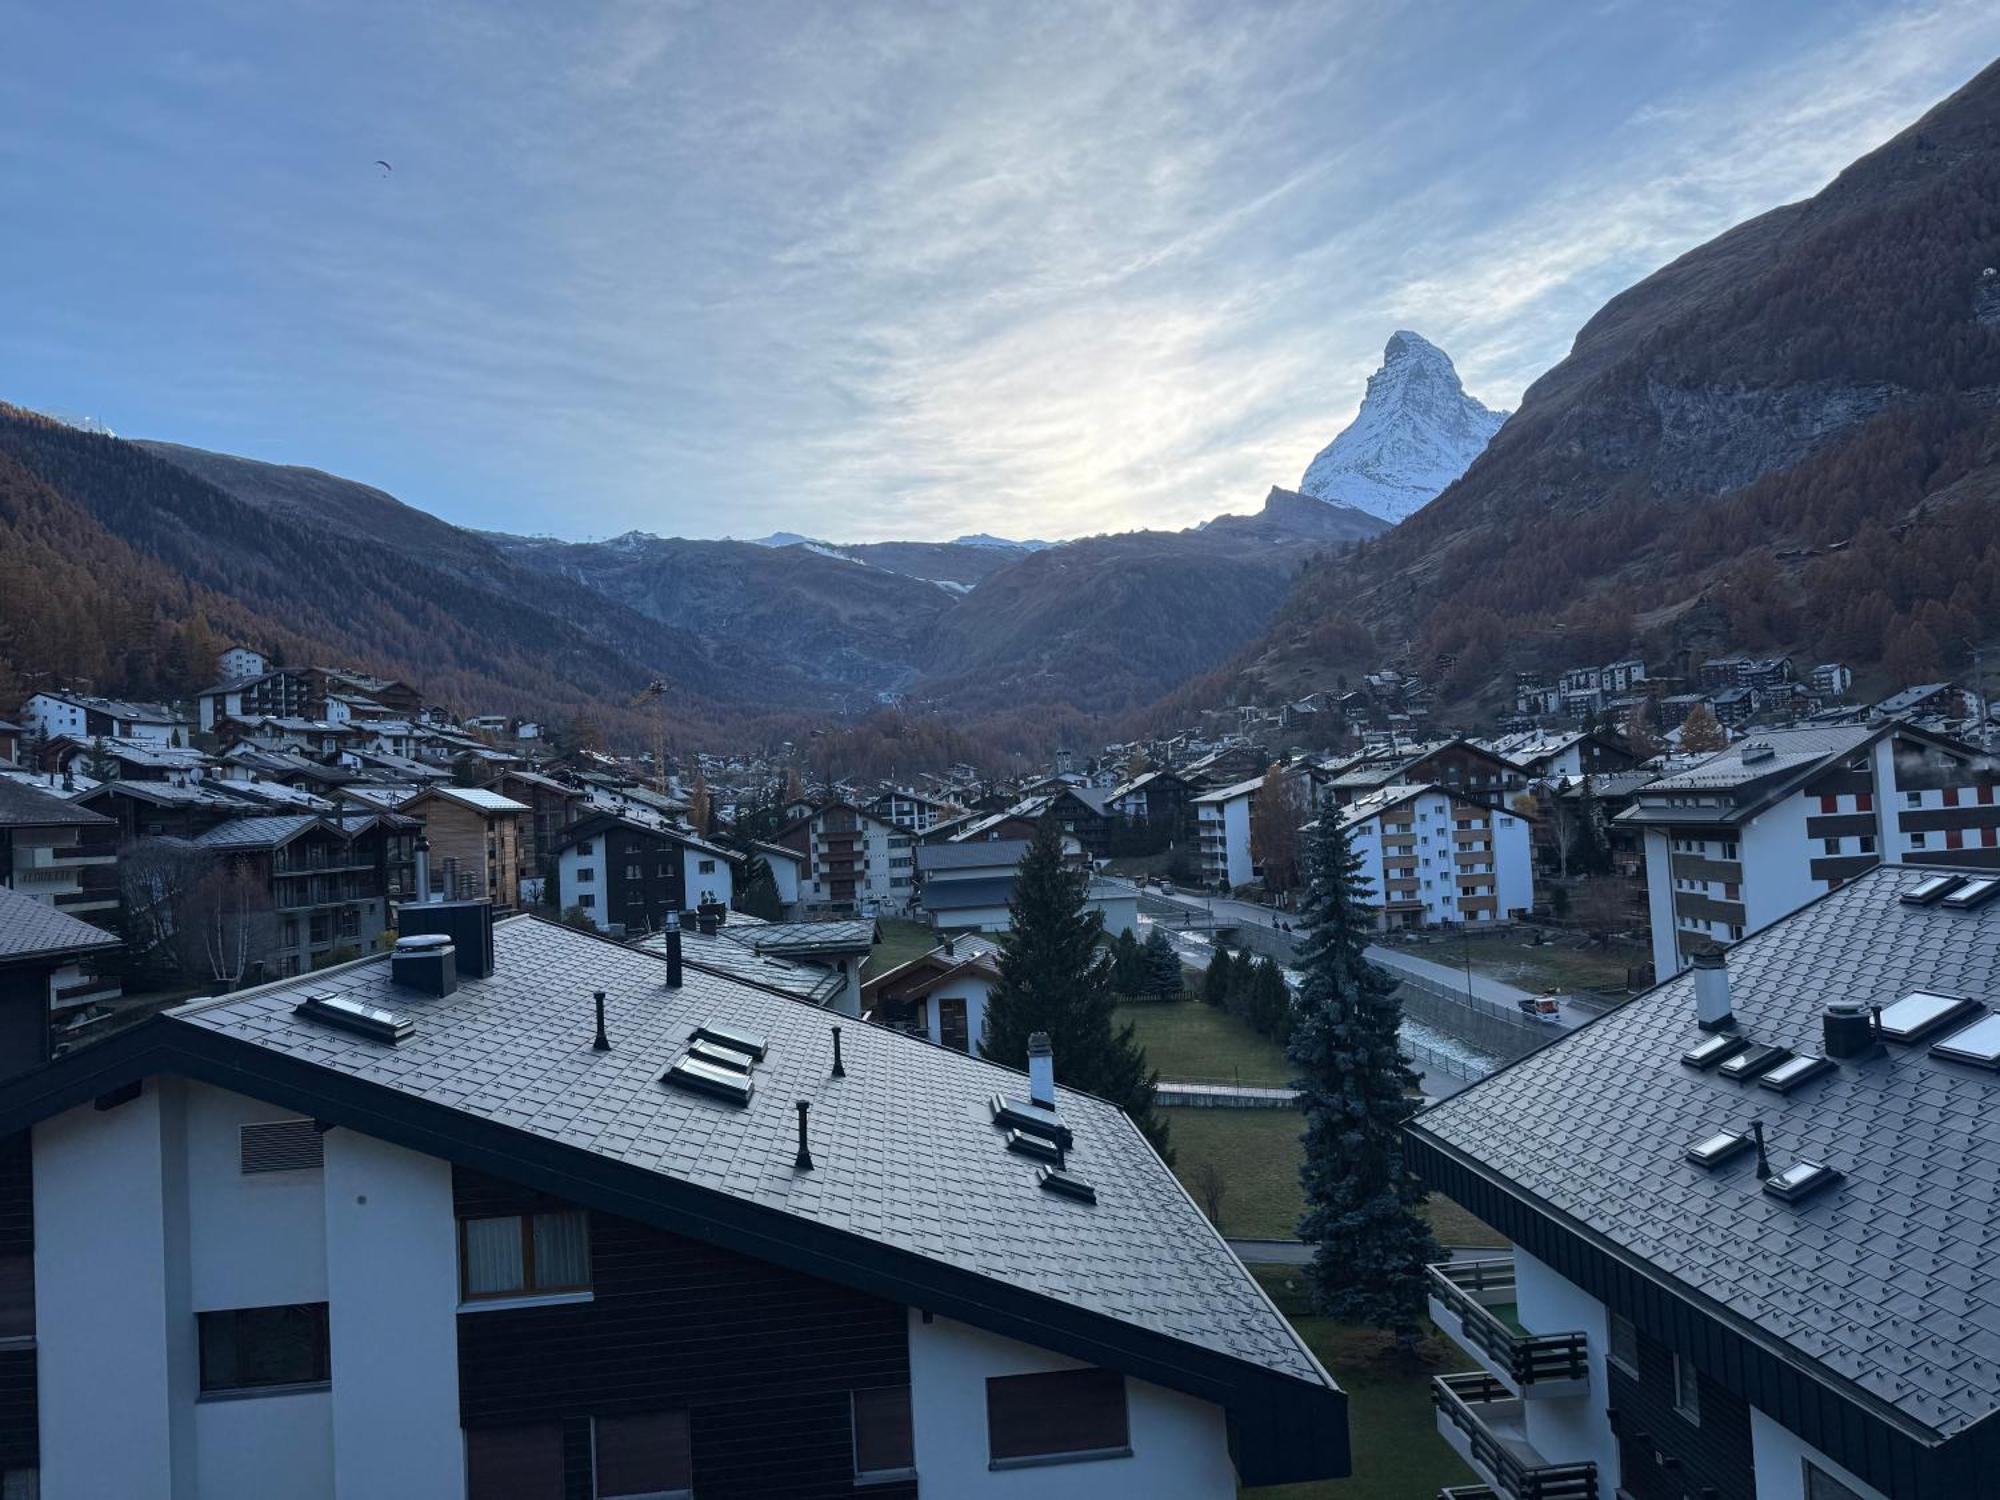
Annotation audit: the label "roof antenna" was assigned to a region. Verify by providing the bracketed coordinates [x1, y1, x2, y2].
[592, 990, 610, 1052]
[794, 1100, 814, 1171]
[1751, 1119, 1769, 1177]
[831, 1025, 845, 1078]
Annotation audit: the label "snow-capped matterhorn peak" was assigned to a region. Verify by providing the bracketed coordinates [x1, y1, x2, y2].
[1297, 330, 1507, 525]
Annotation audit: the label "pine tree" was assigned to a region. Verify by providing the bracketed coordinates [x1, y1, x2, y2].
[1201, 947, 1234, 1008]
[1288, 814, 1439, 1342]
[1141, 925, 1182, 1000]
[981, 821, 1171, 1159]
[1253, 956, 1293, 1044]
[1108, 928, 1145, 997]
[734, 855, 784, 921]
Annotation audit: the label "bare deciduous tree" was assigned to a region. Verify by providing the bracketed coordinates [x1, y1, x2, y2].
[1193, 1160, 1228, 1233]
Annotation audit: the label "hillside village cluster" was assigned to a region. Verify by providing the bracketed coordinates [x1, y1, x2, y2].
[3, 641, 2000, 1499]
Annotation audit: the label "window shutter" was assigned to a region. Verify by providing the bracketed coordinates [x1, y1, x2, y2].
[240, 1119, 323, 1174]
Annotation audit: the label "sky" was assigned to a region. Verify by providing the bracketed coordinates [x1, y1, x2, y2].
[2, 3, 1996, 544]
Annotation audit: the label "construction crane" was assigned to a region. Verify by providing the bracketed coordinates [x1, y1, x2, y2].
[629, 678, 670, 794]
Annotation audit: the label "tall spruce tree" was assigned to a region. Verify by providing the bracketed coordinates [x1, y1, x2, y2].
[981, 820, 1171, 1159]
[1201, 947, 1234, 1008]
[1287, 813, 1439, 1341]
[1141, 925, 1183, 1000]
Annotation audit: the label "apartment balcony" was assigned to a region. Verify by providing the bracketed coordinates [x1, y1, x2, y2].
[51, 976, 122, 1011]
[1433, 1373, 1597, 1499]
[1438, 1488, 1501, 1500]
[1428, 1259, 1588, 1397]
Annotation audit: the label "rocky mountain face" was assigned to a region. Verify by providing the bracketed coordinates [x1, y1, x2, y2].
[1297, 330, 1508, 524]
[1236, 58, 2000, 713]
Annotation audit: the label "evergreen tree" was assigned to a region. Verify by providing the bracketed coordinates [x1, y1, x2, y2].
[1201, 947, 1234, 1008]
[1253, 957, 1293, 1044]
[83, 736, 117, 782]
[1141, 925, 1182, 1000]
[734, 855, 784, 921]
[1288, 814, 1438, 1342]
[1108, 929, 1145, 997]
[981, 821, 1171, 1159]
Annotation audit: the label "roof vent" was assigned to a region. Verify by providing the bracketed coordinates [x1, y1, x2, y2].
[391, 934, 456, 996]
[240, 1119, 323, 1174]
[294, 993, 415, 1045]
[1739, 742, 1776, 763]
[1821, 1001, 1878, 1062]
[1900, 873, 1966, 907]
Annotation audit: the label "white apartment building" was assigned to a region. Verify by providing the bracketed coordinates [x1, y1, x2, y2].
[1337, 784, 1534, 929]
[1619, 721, 2000, 979]
[0, 912, 1344, 1497]
[782, 804, 916, 915]
[1193, 776, 1261, 890]
[21, 692, 187, 747]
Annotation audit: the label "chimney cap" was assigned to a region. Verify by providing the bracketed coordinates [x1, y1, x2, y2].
[1690, 945, 1727, 969]
[1027, 1031, 1052, 1056]
[395, 933, 453, 952]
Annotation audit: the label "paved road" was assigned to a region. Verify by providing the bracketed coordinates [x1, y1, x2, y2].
[1146, 890, 1294, 931]
[1366, 943, 1595, 1032]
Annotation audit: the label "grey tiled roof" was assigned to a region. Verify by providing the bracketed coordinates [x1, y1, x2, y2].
[921, 876, 1016, 912]
[916, 839, 1029, 872]
[170, 917, 1320, 1381]
[630, 928, 846, 1006]
[723, 919, 876, 956]
[1413, 864, 2000, 1438]
[0, 779, 112, 829]
[187, 815, 323, 850]
[1640, 724, 1878, 793]
[0, 886, 120, 963]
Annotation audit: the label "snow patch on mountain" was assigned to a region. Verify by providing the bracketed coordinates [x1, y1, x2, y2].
[952, 533, 1052, 551]
[1298, 331, 1508, 525]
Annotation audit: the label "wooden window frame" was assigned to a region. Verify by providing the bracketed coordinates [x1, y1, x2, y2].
[458, 1210, 593, 1302]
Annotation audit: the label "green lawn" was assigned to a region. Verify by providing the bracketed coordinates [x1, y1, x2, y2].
[1455, 937, 1643, 994]
[1162, 1107, 1506, 1249]
[1245, 1268, 1475, 1500]
[1115, 997, 1293, 1085]
[865, 917, 943, 978]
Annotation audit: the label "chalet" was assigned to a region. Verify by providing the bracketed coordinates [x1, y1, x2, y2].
[46, 735, 212, 786]
[215, 645, 269, 680]
[1409, 866, 2000, 1500]
[551, 814, 740, 937]
[75, 779, 288, 843]
[0, 722, 19, 768]
[1106, 768, 1198, 826]
[21, 692, 188, 747]
[0, 780, 118, 927]
[403, 787, 529, 909]
[0, 912, 1343, 1496]
[497, 769, 587, 898]
[865, 787, 957, 833]
[1869, 682, 1965, 721]
[1046, 785, 1114, 862]
[0, 884, 122, 1080]
[1484, 728, 1636, 784]
[861, 933, 1004, 1052]
[1321, 737, 1527, 811]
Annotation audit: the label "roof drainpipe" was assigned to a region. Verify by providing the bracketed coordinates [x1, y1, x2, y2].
[1028, 1031, 1055, 1109]
[1691, 947, 1733, 1032]
[664, 928, 683, 989]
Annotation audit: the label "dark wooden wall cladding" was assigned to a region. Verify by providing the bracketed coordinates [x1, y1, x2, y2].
[1610, 1327, 1755, 1500]
[454, 1167, 917, 1500]
[0, 1131, 33, 1471]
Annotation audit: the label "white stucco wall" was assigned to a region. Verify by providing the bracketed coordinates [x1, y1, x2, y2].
[195, 1390, 334, 1500]
[1493, 810, 1535, 918]
[906, 1313, 1237, 1499]
[185, 1086, 327, 1312]
[1742, 792, 1817, 937]
[1749, 1407, 1889, 1500]
[557, 841, 608, 930]
[1512, 1248, 1620, 1486]
[1087, 891, 1139, 938]
[683, 845, 735, 909]
[921, 972, 996, 1051]
[1643, 826, 1678, 978]
[323, 1130, 465, 1500]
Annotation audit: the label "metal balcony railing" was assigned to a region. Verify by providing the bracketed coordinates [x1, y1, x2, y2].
[1428, 1259, 1589, 1388]
[1432, 1373, 1597, 1500]
[1439, 1488, 1501, 1500]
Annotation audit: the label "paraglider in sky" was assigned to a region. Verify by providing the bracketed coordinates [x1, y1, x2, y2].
[374, 159, 392, 175]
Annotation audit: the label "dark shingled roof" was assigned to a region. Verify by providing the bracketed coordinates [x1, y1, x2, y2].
[0, 779, 112, 829]
[630, 928, 846, 1007]
[1412, 864, 2000, 1441]
[168, 917, 1321, 1383]
[0, 885, 120, 964]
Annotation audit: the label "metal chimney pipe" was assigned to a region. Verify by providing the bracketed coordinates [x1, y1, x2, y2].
[1028, 1031, 1055, 1108]
[1751, 1119, 1769, 1178]
[412, 836, 432, 905]
[664, 929, 683, 989]
[831, 1026, 845, 1078]
[592, 990, 610, 1052]
[1691, 947, 1732, 1031]
[794, 1100, 814, 1171]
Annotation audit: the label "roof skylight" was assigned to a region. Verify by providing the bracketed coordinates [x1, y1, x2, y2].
[1005, 1129, 1064, 1164]
[692, 1022, 767, 1061]
[1037, 1167, 1098, 1205]
[1930, 1012, 2000, 1070]
[991, 1093, 1074, 1150]
[1763, 1161, 1841, 1204]
[688, 1037, 755, 1074]
[1718, 1044, 1790, 1081]
[1900, 874, 1966, 907]
[1757, 1054, 1835, 1094]
[1685, 1131, 1754, 1169]
[661, 1053, 754, 1105]
[1942, 876, 2000, 911]
[294, 994, 414, 1045]
[1682, 1033, 1749, 1070]
[1874, 991, 1981, 1043]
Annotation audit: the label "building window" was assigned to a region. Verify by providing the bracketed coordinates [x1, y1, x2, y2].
[1823, 838, 1841, 856]
[1857, 792, 1873, 812]
[1672, 1353, 1701, 1425]
[1906, 792, 1922, 809]
[198, 1303, 331, 1394]
[1721, 842, 1738, 860]
[698, 859, 716, 874]
[851, 1386, 916, 1482]
[1911, 833, 1928, 850]
[625, 864, 642, 881]
[1859, 836, 1876, 855]
[577, 868, 595, 881]
[1804, 1459, 1868, 1500]
[579, 894, 596, 909]
[0, 1256, 32, 1341]
[985, 1367, 1129, 1468]
[595, 1410, 692, 1498]
[1607, 1314, 1639, 1377]
[467, 1424, 564, 1499]
[459, 1210, 591, 1301]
